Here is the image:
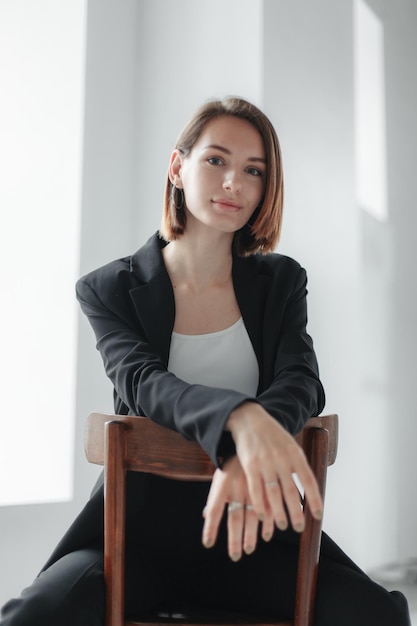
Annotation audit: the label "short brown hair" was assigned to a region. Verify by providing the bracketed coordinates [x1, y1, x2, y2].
[160, 96, 284, 255]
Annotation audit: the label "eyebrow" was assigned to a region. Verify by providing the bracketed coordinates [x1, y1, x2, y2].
[203, 144, 266, 163]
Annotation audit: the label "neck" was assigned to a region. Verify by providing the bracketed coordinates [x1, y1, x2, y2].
[162, 230, 234, 290]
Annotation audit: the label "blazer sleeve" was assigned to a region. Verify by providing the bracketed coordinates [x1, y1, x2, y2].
[76, 277, 251, 467]
[255, 265, 325, 434]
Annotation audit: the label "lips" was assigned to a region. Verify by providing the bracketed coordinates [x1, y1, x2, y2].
[211, 198, 243, 211]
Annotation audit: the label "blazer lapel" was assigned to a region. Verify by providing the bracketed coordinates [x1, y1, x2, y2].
[125, 233, 273, 384]
[128, 234, 175, 366]
[232, 254, 271, 392]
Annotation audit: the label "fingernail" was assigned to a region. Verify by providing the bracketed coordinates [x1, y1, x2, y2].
[314, 509, 323, 520]
[294, 522, 305, 533]
[231, 552, 241, 562]
[277, 521, 288, 531]
[203, 537, 213, 548]
[263, 532, 272, 542]
[244, 545, 254, 555]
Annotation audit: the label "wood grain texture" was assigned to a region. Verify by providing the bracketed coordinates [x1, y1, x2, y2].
[84, 413, 339, 626]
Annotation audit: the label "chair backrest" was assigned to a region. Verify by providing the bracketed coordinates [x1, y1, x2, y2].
[84, 413, 338, 626]
[84, 413, 338, 477]
[85, 413, 216, 479]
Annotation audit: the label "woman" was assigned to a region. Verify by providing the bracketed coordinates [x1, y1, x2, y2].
[1, 97, 410, 625]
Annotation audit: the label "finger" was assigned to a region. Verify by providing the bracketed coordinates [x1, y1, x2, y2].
[261, 507, 275, 542]
[227, 501, 244, 561]
[202, 501, 224, 549]
[245, 471, 268, 521]
[202, 484, 228, 549]
[263, 479, 289, 531]
[243, 505, 259, 555]
[293, 459, 323, 521]
[279, 475, 306, 532]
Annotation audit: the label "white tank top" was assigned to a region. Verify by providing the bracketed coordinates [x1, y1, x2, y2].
[167, 318, 259, 396]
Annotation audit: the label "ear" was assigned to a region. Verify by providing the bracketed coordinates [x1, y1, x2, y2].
[168, 150, 184, 188]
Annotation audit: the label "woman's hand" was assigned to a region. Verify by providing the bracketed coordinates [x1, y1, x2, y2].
[202, 455, 275, 561]
[202, 402, 323, 559]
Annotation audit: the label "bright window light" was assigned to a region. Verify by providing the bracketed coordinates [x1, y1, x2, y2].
[0, 0, 86, 505]
[354, 0, 388, 221]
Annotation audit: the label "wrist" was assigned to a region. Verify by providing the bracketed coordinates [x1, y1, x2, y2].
[226, 401, 261, 437]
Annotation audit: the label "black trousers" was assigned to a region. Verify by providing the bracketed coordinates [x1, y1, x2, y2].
[1, 476, 411, 626]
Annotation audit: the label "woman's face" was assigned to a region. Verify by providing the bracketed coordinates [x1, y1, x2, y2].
[172, 115, 266, 236]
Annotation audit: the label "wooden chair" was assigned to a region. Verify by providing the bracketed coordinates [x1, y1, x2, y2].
[85, 413, 338, 626]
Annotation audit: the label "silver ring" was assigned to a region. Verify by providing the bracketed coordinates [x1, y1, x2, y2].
[227, 501, 243, 513]
[265, 480, 279, 488]
[245, 504, 254, 511]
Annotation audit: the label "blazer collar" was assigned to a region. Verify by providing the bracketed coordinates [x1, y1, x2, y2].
[128, 233, 175, 365]
[232, 254, 270, 386]
[129, 232, 169, 283]
[127, 233, 272, 376]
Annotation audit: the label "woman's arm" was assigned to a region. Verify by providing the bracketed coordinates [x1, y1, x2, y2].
[76, 276, 251, 466]
[202, 265, 325, 559]
[202, 402, 323, 560]
[256, 266, 325, 431]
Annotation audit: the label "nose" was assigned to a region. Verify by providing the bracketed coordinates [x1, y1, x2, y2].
[223, 169, 242, 193]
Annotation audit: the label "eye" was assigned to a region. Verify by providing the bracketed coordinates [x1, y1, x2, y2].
[246, 166, 263, 177]
[207, 157, 224, 166]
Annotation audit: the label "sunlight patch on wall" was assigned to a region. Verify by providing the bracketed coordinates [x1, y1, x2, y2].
[0, 0, 86, 505]
[354, 0, 388, 221]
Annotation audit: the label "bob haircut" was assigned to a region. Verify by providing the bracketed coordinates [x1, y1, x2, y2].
[161, 96, 284, 256]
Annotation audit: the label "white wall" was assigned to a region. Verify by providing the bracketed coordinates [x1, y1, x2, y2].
[0, 0, 139, 607]
[264, 0, 417, 570]
[0, 0, 89, 605]
[0, 0, 264, 608]
[380, 0, 417, 563]
[2, 0, 417, 609]
[264, 0, 364, 561]
[133, 0, 264, 247]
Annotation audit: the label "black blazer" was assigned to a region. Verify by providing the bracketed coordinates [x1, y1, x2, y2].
[42, 232, 325, 570]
